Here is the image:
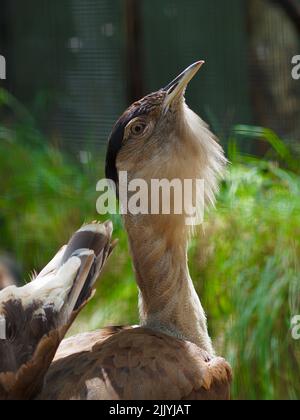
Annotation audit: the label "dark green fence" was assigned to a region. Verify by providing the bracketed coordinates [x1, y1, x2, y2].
[1, 0, 299, 153]
[141, 0, 252, 140]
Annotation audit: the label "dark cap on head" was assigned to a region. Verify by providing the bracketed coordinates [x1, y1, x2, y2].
[105, 62, 205, 195]
[105, 91, 165, 191]
[105, 107, 145, 189]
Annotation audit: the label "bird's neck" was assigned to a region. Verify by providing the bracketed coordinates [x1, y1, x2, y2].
[124, 215, 214, 354]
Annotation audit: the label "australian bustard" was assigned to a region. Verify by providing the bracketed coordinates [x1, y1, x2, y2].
[0, 62, 232, 400]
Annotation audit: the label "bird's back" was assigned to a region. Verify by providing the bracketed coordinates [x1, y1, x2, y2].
[39, 327, 232, 400]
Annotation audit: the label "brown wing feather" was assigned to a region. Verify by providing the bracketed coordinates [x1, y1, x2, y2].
[0, 222, 115, 400]
[39, 327, 232, 400]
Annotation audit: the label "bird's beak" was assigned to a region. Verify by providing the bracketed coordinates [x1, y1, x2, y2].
[162, 61, 205, 112]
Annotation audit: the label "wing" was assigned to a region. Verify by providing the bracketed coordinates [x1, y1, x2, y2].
[39, 327, 232, 400]
[0, 221, 116, 400]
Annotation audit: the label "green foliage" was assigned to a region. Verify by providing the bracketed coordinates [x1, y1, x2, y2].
[0, 93, 299, 400]
[191, 160, 300, 400]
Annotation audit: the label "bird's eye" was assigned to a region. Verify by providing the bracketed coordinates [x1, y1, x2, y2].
[131, 122, 146, 137]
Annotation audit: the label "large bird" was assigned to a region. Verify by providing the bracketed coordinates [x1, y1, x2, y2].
[0, 62, 232, 400]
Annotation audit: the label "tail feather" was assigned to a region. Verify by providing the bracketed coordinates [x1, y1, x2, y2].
[61, 221, 115, 311]
[0, 221, 115, 400]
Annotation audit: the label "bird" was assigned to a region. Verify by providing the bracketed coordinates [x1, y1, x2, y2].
[0, 62, 232, 400]
[0, 221, 115, 400]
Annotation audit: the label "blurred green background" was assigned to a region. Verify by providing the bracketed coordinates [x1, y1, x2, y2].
[0, 0, 300, 400]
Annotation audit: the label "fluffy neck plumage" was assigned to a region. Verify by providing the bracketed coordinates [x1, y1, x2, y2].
[124, 214, 214, 354]
[121, 104, 226, 354]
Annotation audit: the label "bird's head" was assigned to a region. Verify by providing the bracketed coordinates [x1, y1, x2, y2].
[106, 62, 227, 235]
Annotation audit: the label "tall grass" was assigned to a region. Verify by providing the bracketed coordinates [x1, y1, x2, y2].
[0, 91, 299, 399]
[191, 157, 300, 399]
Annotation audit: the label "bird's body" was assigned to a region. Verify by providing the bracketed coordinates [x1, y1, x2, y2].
[39, 62, 231, 400]
[0, 62, 232, 400]
[39, 327, 231, 400]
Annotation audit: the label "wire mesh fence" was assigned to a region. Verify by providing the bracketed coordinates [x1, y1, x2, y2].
[0, 0, 299, 154]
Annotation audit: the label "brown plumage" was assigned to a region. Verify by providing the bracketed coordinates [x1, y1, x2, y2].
[42, 62, 231, 400]
[0, 221, 115, 400]
[39, 328, 231, 400]
[0, 62, 232, 400]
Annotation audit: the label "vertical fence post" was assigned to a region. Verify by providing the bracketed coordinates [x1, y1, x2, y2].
[0, 0, 9, 84]
[124, 0, 144, 104]
[0, 56, 6, 80]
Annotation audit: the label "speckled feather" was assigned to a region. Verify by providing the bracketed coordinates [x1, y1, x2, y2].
[39, 327, 232, 400]
[0, 222, 115, 400]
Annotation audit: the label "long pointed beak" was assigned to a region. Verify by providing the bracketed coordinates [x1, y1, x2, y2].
[162, 61, 205, 111]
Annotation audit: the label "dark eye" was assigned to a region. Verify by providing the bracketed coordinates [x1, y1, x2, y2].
[131, 122, 146, 136]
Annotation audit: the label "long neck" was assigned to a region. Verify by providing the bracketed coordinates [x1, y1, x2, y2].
[124, 214, 214, 355]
